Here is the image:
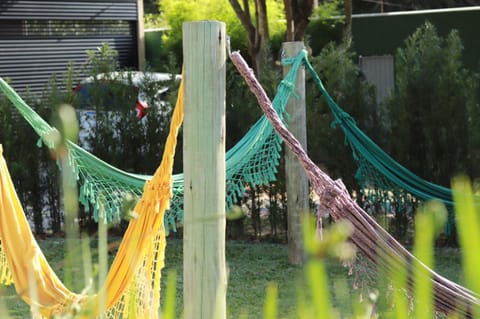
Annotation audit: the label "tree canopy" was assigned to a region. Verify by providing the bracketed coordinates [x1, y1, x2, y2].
[385, 22, 479, 186]
[159, 0, 285, 71]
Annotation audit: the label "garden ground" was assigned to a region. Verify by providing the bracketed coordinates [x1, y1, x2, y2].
[1, 237, 463, 318]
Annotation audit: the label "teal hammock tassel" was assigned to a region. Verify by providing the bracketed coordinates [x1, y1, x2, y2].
[0, 66, 298, 232]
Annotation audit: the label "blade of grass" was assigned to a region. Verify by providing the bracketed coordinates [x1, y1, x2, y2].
[97, 212, 108, 318]
[162, 270, 177, 319]
[0, 289, 12, 319]
[388, 253, 408, 319]
[263, 282, 278, 319]
[413, 201, 446, 319]
[27, 266, 40, 318]
[307, 259, 333, 318]
[296, 280, 309, 319]
[81, 234, 94, 293]
[452, 176, 480, 317]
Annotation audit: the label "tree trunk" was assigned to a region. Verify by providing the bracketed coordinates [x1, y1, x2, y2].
[284, 0, 314, 41]
[284, 0, 294, 41]
[229, 0, 269, 76]
[255, 0, 270, 76]
[343, 0, 352, 45]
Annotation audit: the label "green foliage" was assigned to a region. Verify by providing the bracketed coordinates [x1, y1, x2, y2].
[144, 13, 166, 30]
[3, 203, 477, 318]
[225, 62, 264, 150]
[452, 176, 480, 304]
[144, 0, 160, 14]
[0, 44, 181, 234]
[85, 43, 119, 75]
[305, 42, 381, 190]
[74, 45, 180, 176]
[306, 0, 345, 55]
[225, 51, 285, 240]
[385, 22, 480, 186]
[412, 201, 446, 319]
[158, 0, 285, 64]
[312, 0, 344, 22]
[0, 79, 65, 234]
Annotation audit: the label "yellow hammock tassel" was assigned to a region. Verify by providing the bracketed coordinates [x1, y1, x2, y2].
[0, 75, 184, 318]
[0, 209, 13, 286]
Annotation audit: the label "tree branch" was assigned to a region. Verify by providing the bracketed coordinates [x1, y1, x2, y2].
[292, 0, 314, 40]
[229, 0, 257, 47]
[284, 0, 294, 42]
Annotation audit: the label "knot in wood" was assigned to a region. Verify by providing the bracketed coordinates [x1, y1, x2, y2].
[319, 179, 347, 209]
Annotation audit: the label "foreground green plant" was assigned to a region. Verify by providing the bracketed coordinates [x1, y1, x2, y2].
[268, 179, 476, 319]
[1, 145, 479, 319]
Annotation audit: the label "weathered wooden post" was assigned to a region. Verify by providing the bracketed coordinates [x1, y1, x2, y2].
[182, 21, 227, 319]
[283, 42, 309, 265]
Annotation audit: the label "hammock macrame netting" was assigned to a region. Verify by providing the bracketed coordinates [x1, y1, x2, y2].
[1, 43, 477, 316]
[300, 52, 458, 234]
[0, 70, 284, 233]
[230, 50, 480, 316]
[0, 51, 291, 316]
[0, 77, 184, 318]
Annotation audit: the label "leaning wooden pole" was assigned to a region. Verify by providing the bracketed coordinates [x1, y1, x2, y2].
[230, 51, 480, 318]
[283, 42, 309, 265]
[182, 21, 227, 319]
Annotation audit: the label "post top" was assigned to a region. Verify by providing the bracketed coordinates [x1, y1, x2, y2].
[182, 20, 226, 26]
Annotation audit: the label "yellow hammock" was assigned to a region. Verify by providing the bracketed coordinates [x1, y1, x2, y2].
[0, 77, 184, 318]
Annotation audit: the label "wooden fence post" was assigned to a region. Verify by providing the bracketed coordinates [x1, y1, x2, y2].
[182, 21, 227, 319]
[283, 41, 309, 265]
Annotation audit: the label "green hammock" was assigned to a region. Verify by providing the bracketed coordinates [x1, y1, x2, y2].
[230, 50, 480, 318]
[0, 74, 293, 232]
[282, 50, 457, 233]
[1, 50, 462, 235]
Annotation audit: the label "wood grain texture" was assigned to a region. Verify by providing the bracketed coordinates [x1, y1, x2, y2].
[283, 42, 309, 265]
[182, 21, 227, 319]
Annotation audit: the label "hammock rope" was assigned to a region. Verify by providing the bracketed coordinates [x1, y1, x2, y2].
[230, 49, 480, 317]
[0, 72, 286, 232]
[0, 57, 304, 316]
[0, 77, 184, 318]
[298, 51, 462, 234]
[1, 44, 474, 316]
[302, 50, 453, 204]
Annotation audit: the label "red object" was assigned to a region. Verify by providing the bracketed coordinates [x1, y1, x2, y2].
[135, 100, 148, 119]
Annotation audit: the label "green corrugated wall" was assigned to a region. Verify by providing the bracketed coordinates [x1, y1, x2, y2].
[144, 8, 480, 72]
[351, 8, 480, 71]
[145, 30, 165, 71]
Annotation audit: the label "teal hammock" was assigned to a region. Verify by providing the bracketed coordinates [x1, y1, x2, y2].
[284, 50, 457, 233]
[0, 50, 461, 234]
[0, 70, 297, 232]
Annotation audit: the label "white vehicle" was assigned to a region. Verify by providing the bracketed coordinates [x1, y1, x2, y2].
[74, 71, 180, 149]
[74, 71, 180, 119]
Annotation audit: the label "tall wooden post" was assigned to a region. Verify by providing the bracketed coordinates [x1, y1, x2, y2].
[182, 21, 227, 319]
[283, 42, 309, 265]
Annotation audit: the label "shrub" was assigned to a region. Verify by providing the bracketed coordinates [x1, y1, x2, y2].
[385, 22, 480, 187]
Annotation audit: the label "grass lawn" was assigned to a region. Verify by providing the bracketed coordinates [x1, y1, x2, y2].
[1, 237, 464, 318]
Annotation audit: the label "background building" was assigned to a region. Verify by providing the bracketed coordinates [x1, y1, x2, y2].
[0, 0, 144, 95]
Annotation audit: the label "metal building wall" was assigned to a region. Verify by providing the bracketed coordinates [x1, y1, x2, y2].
[352, 7, 480, 72]
[359, 55, 394, 104]
[0, 0, 139, 95]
